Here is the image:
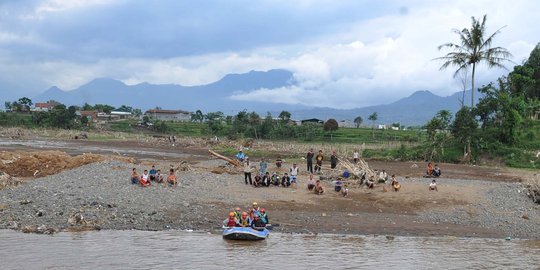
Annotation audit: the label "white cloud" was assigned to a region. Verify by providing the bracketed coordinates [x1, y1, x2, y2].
[1, 0, 539, 109]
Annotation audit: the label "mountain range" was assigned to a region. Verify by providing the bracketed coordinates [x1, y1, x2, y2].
[31, 69, 480, 126]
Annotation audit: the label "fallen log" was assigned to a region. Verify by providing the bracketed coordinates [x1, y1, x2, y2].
[208, 150, 240, 167]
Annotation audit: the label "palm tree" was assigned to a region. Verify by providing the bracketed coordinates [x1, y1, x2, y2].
[436, 14, 512, 107]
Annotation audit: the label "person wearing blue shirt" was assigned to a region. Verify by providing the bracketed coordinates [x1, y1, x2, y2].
[149, 165, 157, 181]
[235, 150, 245, 162]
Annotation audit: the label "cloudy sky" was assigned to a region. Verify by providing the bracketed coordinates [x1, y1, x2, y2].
[0, 0, 538, 108]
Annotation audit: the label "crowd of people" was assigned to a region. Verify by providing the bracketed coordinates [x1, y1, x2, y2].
[130, 165, 178, 187]
[222, 202, 269, 230]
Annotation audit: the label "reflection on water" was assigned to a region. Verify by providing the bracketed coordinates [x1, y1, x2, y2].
[1, 230, 539, 270]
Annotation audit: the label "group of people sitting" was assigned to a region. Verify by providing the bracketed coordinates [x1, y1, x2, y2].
[222, 202, 269, 230]
[130, 165, 177, 187]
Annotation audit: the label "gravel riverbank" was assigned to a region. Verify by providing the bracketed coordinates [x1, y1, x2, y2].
[0, 160, 539, 239]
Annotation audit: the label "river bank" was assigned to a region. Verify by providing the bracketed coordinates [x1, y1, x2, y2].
[1, 156, 539, 239]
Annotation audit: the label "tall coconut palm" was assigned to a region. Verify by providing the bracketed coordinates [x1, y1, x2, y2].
[436, 14, 512, 107]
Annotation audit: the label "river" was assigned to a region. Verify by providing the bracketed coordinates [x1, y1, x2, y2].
[1, 230, 539, 269]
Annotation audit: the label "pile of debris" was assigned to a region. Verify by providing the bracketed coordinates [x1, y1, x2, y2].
[526, 174, 540, 204]
[174, 161, 192, 172]
[338, 157, 376, 185]
[0, 151, 134, 178]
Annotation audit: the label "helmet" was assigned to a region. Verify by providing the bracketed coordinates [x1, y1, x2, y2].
[252, 202, 258, 206]
[235, 207, 241, 211]
[260, 208, 266, 213]
[241, 211, 248, 216]
[229, 212, 235, 217]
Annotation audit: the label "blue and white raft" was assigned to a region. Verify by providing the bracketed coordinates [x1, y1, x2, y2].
[222, 226, 269, 241]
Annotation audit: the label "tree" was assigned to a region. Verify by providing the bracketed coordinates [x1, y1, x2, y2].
[278, 111, 291, 122]
[133, 108, 142, 117]
[93, 104, 114, 114]
[82, 103, 93, 111]
[353, 116, 363, 128]
[368, 112, 378, 139]
[425, 110, 453, 160]
[323, 118, 339, 140]
[476, 78, 526, 144]
[4, 101, 12, 111]
[436, 14, 512, 107]
[116, 105, 133, 112]
[451, 107, 478, 159]
[205, 111, 226, 134]
[191, 110, 204, 123]
[18, 97, 33, 111]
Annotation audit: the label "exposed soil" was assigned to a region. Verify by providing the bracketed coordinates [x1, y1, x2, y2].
[0, 135, 538, 238]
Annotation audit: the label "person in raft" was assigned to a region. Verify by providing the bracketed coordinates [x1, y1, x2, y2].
[223, 212, 238, 228]
[233, 207, 242, 220]
[250, 202, 261, 219]
[167, 168, 177, 186]
[140, 169, 151, 187]
[251, 214, 266, 230]
[237, 212, 252, 227]
[130, 168, 139, 184]
[314, 180, 324, 195]
[307, 173, 315, 191]
[260, 208, 269, 225]
[429, 179, 438, 191]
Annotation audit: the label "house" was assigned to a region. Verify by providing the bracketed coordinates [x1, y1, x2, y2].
[338, 120, 356, 128]
[110, 110, 133, 119]
[377, 124, 387, 129]
[144, 109, 191, 122]
[33, 100, 61, 112]
[79, 111, 98, 122]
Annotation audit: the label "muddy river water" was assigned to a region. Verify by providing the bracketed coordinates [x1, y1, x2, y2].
[1, 230, 539, 269]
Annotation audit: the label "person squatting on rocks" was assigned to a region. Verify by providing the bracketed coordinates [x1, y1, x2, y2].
[306, 148, 314, 174]
[307, 173, 315, 191]
[149, 165, 157, 181]
[314, 180, 324, 195]
[315, 150, 324, 174]
[130, 168, 139, 184]
[140, 169, 151, 187]
[167, 168, 177, 186]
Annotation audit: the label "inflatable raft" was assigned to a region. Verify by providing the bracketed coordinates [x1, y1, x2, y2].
[222, 227, 269, 241]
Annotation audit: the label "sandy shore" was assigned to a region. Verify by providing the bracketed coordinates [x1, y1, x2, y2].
[0, 136, 539, 239]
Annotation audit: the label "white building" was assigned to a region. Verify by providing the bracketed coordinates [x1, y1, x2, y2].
[144, 109, 191, 122]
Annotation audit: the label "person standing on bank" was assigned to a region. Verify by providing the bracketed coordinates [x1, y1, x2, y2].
[243, 158, 253, 185]
[330, 151, 338, 169]
[306, 148, 314, 174]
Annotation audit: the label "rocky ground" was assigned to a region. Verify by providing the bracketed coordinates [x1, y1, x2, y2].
[1, 158, 539, 239]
